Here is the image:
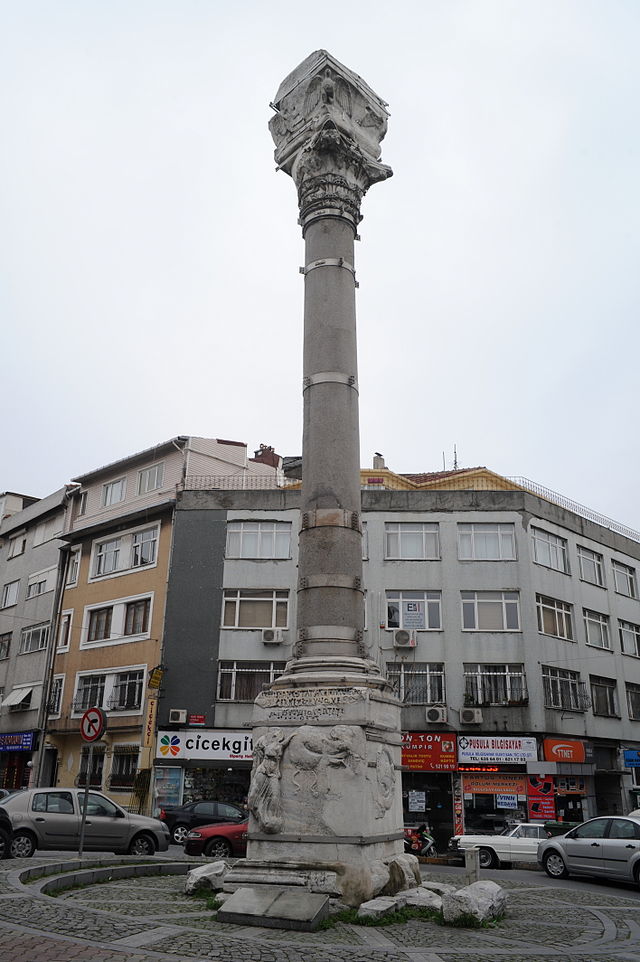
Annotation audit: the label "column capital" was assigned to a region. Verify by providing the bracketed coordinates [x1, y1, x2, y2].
[269, 50, 392, 232]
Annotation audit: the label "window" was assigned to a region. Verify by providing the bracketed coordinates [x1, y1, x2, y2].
[578, 546, 605, 586]
[102, 478, 126, 507]
[620, 620, 640, 657]
[57, 612, 72, 650]
[542, 665, 589, 711]
[536, 594, 573, 640]
[75, 674, 106, 711]
[7, 534, 26, 558]
[124, 599, 150, 636]
[0, 633, 10, 659]
[386, 591, 441, 630]
[107, 671, 144, 711]
[461, 591, 520, 631]
[77, 491, 88, 516]
[95, 538, 121, 576]
[458, 523, 516, 560]
[67, 549, 81, 586]
[625, 681, 640, 721]
[26, 567, 56, 599]
[19, 623, 49, 654]
[217, 661, 286, 701]
[590, 675, 618, 717]
[626, 683, 640, 721]
[90, 524, 160, 580]
[82, 594, 152, 647]
[1, 581, 19, 608]
[79, 748, 105, 788]
[109, 746, 139, 789]
[131, 528, 158, 567]
[531, 527, 569, 573]
[464, 664, 528, 705]
[226, 520, 291, 559]
[384, 523, 439, 560]
[584, 609, 610, 649]
[613, 560, 637, 598]
[137, 462, 164, 495]
[88, 607, 112, 642]
[49, 676, 63, 715]
[222, 589, 288, 628]
[386, 662, 445, 704]
[33, 516, 62, 546]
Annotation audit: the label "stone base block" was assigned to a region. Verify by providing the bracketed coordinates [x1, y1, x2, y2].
[217, 885, 329, 931]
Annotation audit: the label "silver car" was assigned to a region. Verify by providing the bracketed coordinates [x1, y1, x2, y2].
[0, 788, 170, 858]
[538, 815, 640, 885]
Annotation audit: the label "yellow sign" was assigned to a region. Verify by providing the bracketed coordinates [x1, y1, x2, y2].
[462, 773, 527, 795]
[148, 667, 164, 690]
[143, 697, 158, 748]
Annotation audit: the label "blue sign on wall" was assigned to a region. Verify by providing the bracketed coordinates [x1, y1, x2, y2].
[0, 731, 34, 752]
[623, 749, 640, 768]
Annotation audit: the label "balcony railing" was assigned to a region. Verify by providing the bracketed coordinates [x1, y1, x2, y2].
[106, 693, 142, 712]
[72, 694, 104, 712]
[542, 680, 591, 712]
[464, 676, 529, 707]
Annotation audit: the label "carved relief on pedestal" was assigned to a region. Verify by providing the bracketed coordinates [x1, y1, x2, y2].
[372, 747, 396, 819]
[247, 728, 292, 834]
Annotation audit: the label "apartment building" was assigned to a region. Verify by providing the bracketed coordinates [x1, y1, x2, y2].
[0, 488, 71, 790]
[155, 464, 640, 850]
[45, 437, 282, 812]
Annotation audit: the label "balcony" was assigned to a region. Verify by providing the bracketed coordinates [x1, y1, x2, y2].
[464, 677, 529, 708]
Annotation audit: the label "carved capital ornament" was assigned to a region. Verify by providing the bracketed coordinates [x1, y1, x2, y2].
[269, 50, 392, 231]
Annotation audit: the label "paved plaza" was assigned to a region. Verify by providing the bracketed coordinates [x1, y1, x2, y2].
[1, 855, 640, 962]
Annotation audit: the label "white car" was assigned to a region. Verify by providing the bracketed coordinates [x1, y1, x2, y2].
[449, 822, 550, 868]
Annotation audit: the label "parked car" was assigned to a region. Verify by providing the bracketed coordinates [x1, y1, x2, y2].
[538, 815, 640, 884]
[0, 789, 12, 801]
[184, 819, 248, 858]
[159, 799, 245, 844]
[0, 788, 170, 858]
[449, 822, 550, 868]
[0, 807, 12, 858]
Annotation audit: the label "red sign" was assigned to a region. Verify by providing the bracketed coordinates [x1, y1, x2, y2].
[543, 738, 586, 763]
[402, 733, 457, 771]
[527, 775, 556, 821]
[189, 714, 206, 726]
[80, 707, 107, 743]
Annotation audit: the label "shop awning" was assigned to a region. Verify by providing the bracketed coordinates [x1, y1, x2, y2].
[1, 687, 33, 707]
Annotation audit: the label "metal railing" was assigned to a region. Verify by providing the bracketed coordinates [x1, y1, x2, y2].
[464, 675, 529, 707]
[509, 477, 640, 543]
[183, 475, 299, 491]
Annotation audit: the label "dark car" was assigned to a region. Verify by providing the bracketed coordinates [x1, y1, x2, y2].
[0, 807, 12, 858]
[159, 800, 245, 845]
[184, 819, 248, 858]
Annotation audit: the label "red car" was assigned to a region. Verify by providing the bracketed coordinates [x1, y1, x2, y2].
[184, 819, 248, 858]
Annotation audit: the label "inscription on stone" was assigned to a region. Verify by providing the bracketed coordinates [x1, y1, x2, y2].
[256, 687, 365, 709]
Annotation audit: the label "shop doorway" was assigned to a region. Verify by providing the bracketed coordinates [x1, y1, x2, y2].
[402, 772, 453, 853]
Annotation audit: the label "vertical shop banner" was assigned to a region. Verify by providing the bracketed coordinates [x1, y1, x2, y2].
[527, 775, 556, 820]
[452, 773, 464, 836]
[402, 733, 457, 771]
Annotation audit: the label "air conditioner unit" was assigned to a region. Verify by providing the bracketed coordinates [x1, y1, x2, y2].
[262, 628, 285, 644]
[460, 708, 483, 724]
[168, 708, 187, 724]
[394, 629, 417, 648]
[425, 706, 447, 724]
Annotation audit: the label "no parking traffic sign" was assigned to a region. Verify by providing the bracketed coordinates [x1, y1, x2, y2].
[80, 707, 107, 742]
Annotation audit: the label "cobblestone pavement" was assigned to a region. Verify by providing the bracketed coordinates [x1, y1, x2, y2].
[1, 856, 640, 962]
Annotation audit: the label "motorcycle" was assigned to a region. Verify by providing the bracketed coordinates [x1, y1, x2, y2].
[404, 824, 437, 857]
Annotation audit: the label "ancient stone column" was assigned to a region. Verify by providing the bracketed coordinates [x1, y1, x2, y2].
[224, 50, 417, 910]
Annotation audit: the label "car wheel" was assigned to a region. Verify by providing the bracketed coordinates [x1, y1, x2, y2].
[478, 847, 499, 869]
[10, 831, 36, 859]
[128, 833, 156, 856]
[171, 824, 189, 845]
[543, 850, 569, 879]
[203, 837, 232, 859]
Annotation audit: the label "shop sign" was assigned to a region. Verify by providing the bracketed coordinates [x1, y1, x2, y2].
[156, 729, 253, 761]
[527, 775, 556, 820]
[189, 714, 206, 726]
[143, 697, 158, 749]
[497, 793, 518, 809]
[543, 738, 586, 763]
[402, 733, 457, 771]
[624, 750, 640, 768]
[458, 735, 537, 765]
[408, 790, 426, 812]
[556, 776, 587, 795]
[462, 773, 527, 795]
[0, 730, 34, 752]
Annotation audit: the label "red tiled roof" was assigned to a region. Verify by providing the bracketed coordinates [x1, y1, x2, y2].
[399, 467, 487, 484]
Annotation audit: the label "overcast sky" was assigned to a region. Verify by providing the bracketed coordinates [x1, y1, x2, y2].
[2, 2, 639, 530]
